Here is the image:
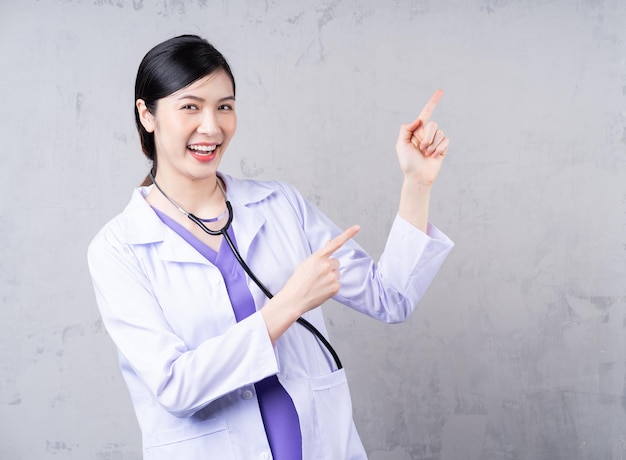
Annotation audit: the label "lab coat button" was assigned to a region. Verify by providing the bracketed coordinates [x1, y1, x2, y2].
[242, 390, 254, 400]
[260, 452, 270, 460]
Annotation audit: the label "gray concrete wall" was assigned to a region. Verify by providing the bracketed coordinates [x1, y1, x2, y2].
[1, 1, 625, 459]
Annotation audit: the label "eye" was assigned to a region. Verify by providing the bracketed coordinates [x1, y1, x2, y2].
[181, 104, 199, 110]
[218, 104, 234, 111]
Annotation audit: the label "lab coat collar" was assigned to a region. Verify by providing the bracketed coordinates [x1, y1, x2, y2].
[219, 174, 273, 261]
[121, 174, 273, 263]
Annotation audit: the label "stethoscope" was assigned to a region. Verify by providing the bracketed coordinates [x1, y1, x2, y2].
[149, 172, 343, 370]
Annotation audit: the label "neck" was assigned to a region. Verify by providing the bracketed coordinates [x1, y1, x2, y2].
[148, 172, 226, 219]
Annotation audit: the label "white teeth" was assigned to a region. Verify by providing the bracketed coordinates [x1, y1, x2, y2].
[188, 145, 217, 152]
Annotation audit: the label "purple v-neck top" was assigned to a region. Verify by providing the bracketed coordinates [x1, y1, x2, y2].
[151, 207, 302, 459]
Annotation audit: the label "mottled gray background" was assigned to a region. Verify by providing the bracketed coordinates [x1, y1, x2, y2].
[1, 0, 625, 459]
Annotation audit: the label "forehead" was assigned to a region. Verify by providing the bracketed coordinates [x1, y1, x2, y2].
[169, 70, 234, 99]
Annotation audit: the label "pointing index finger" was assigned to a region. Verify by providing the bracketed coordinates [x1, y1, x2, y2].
[417, 89, 444, 124]
[320, 225, 360, 257]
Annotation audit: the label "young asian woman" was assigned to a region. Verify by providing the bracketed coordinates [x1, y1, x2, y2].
[88, 34, 453, 460]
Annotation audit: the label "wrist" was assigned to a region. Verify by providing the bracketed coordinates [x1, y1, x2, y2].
[402, 175, 433, 195]
[398, 177, 432, 233]
[272, 290, 304, 322]
[260, 291, 303, 343]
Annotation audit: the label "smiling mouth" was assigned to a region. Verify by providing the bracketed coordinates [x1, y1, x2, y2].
[187, 144, 217, 155]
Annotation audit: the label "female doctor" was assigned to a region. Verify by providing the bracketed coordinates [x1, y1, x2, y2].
[88, 34, 453, 460]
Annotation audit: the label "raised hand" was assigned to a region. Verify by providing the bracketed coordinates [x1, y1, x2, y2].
[396, 89, 450, 187]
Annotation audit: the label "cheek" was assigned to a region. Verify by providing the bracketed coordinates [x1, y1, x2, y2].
[152, 119, 184, 151]
[223, 117, 237, 137]
[155, 117, 187, 139]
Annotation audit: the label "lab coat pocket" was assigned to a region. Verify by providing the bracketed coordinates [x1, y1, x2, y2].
[310, 369, 354, 459]
[143, 416, 235, 460]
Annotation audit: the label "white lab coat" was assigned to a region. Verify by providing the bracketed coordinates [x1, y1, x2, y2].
[88, 174, 454, 460]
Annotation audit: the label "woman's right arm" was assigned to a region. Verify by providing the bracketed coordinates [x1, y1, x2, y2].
[88, 229, 280, 418]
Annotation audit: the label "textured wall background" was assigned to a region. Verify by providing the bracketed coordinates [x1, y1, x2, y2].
[1, 1, 625, 459]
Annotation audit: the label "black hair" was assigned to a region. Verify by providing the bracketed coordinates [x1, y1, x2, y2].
[134, 35, 236, 185]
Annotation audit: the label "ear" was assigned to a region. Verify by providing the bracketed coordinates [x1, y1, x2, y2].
[136, 99, 155, 133]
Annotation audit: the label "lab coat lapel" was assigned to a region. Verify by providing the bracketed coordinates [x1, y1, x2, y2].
[123, 187, 217, 266]
[220, 174, 273, 261]
[157, 229, 215, 265]
[229, 201, 266, 261]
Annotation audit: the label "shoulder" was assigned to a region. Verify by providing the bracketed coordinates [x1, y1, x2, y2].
[88, 187, 164, 258]
[219, 173, 304, 205]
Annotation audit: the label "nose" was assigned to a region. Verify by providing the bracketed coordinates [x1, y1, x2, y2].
[197, 109, 221, 136]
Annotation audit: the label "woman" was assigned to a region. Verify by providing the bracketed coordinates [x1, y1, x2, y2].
[88, 34, 453, 460]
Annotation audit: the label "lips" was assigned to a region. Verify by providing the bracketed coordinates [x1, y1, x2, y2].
[187, 144, 218, 162]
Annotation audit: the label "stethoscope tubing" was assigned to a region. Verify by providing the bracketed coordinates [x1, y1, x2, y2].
[187, 204, 343, 370]
[151, 172, 343, 370]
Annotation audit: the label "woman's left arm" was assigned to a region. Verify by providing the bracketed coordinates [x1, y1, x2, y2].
[331, 90, 452, 322]
[395, 89, 450, 233]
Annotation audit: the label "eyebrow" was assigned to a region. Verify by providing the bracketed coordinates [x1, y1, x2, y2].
[176, 95, 236, 102]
